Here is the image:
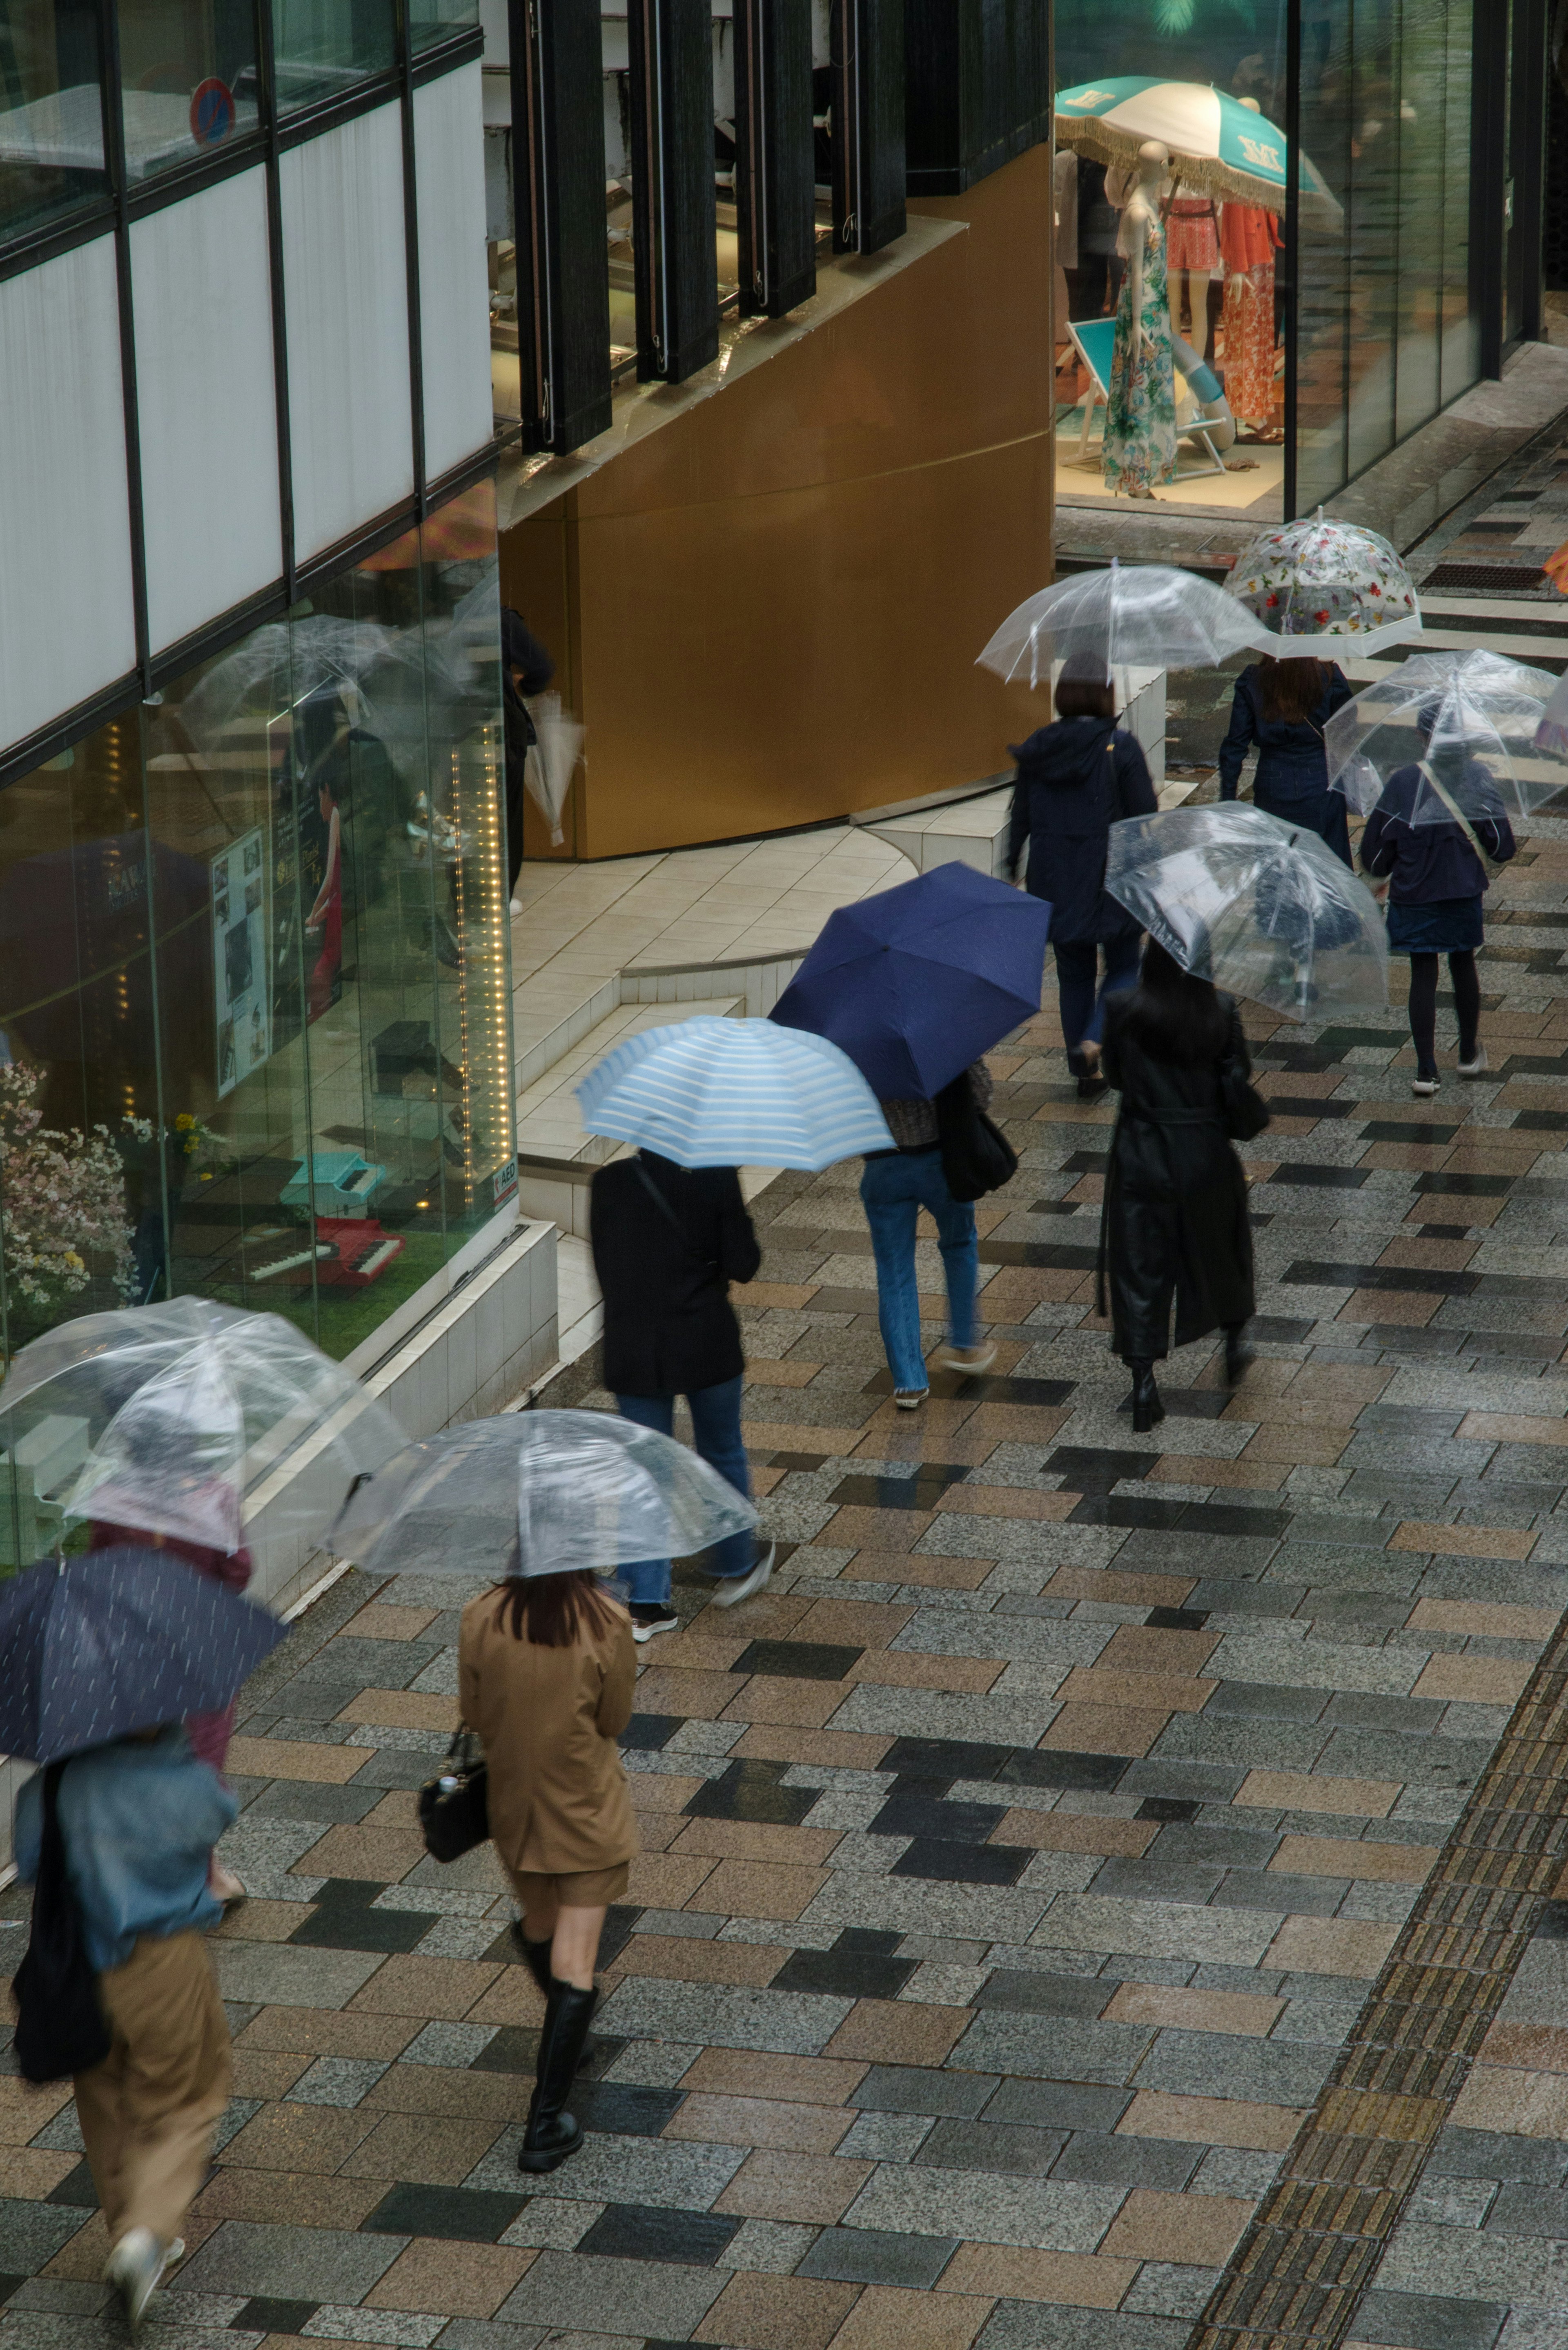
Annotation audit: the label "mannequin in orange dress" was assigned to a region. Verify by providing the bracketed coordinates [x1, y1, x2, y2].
[1219, 198, 1281, 437]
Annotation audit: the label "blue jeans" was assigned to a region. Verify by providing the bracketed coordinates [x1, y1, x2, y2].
[1053, 934, 1142, 1070]
[859, 1148, 978, 1395]
[615, 1375, 756, 1606]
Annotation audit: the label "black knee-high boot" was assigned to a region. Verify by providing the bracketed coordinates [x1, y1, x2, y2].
[519, 1977, 598, 2174]
[510, 1923, 554, 1999]
[1127, 1357, 1164, 1434]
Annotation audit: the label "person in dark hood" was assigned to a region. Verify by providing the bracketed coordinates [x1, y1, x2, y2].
[1217, 655, 1354, 862]
[501, 606, 555, 905]
[1006, 667, 1158, 1099]
[1098, 939, 1256, 1430]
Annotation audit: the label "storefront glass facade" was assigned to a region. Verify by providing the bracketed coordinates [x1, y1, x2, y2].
[0, 480, 514, 1369]
[1054, 0, 1489, 511]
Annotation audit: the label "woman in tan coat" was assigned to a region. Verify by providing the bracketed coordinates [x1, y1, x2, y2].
[458, 1566, 637, 2173]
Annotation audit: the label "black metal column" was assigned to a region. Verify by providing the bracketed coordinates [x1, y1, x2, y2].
[829, 0, 904, 255]
[732, 0, 815, 318]
[628, 0, 719, 382]
[510, 0, 613, 450]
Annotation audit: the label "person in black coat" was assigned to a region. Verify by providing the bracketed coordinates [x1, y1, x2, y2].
[1360, 758, 1515, 1093]
[589, 1149, 774, 1640]
[1006, 669, 1158, 1100]
[501, 606, 555, 905]
[1218, 656, 1354, 862]
[1098, 941, 1258, 1430]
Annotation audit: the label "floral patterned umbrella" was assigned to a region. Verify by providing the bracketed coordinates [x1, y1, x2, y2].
[1224, 513, 1423, 658]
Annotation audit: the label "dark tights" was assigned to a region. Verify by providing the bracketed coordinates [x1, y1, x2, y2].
[1408, 950, 1480, 1072]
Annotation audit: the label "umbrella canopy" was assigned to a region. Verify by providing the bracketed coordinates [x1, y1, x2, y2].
[770, 862, 1053, 1099]
[1225, 515, 1423, 658]
[1327, 650, 1567, 825]
[1055, 76, 1292, 206]
[330, 1409, 757, 1581]
[0, 1296, 405, 1557]
[1105, 803, 1388, 1021]
[978, 561, 1272, 689]
[575, 1017, 892, 1171]
[0, 1542, 287, 1764]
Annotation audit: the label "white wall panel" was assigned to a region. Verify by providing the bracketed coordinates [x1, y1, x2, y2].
[280, 105, 414, 562]
[414, 64, 495, 484]
[0, 238, 136, 758]
[132, 170, 283, 657]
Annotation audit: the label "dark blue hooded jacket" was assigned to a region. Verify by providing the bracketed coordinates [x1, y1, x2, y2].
[1005, 719, 1157, 945]
[1359, 763, 1516, 903]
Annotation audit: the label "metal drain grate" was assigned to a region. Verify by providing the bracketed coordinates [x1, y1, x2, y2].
[1422, 561, 1548, 590]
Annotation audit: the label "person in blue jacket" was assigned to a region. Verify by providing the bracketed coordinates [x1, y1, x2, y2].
[1006, 668, 1158, 1100]
[1360, 758, 1515, 1094]
[1218, 655, 1354, 862]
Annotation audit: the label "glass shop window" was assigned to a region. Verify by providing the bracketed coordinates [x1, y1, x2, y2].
[0, 0, 109, 242]
[116, 0, 260, 183]
[271, 0, 395, 115]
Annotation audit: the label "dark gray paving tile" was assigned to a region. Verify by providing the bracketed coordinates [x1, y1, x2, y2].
[976, 2301, 1187, 2350]
[797, 2227, 958, 2287]
[1321, 1692, 1447, 1734]
[915, 2121, 1065, 2176]
[971, 1972, 1110, 2019]
[245, 1780, 385, 1825]
[1202, 1681, 1332, 1723]
[981, 2080, 1132, 2132]
[1146, 1825, 1281, 1870]
[1134, 2031, 1335, 2108]
[576, 2204, 742, 2266]
[1431, 2131, 1568, 2185]
[1085, 1861, 1226, 1904]
[1316, 1730, 1494, 1787]
[851, 2066, 998, 2118]
[1046, 2131, 1201, 2189]
[497, 2249, 724, 2338]
[1211, 1869, 1347, 1915]
[1483, 2184, 1568, 2239]
[1351, 2289, 1507, 2350]
[1148, 1716, 1331, 1769]
[175, 2221, 402, 2301]
[0, 2207, 88, 2273]
[949, 2014, 1154, 2086]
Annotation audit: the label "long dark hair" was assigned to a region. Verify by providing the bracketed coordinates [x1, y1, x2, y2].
[1055, 675, 1116, 722]
[1258, 655, 1329, 725]
[492, 1568, 619, 1646]
[1118, 938, 1231, 1065]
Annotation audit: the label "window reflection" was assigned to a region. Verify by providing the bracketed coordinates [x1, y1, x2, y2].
[0, 484, 510, 1371]
[0, 0, 109, 241]
[271, 0, 395, 114]
[117, 0, 260, 181]
[408, 0, 479, 54]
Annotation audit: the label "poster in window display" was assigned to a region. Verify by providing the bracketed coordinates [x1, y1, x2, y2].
[213, 829, 271, 1098]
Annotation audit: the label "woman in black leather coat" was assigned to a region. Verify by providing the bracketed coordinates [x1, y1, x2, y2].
[1098, 941, 1258, 1430]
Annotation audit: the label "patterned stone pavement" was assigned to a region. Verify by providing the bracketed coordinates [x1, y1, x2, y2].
[11, 838, 1568, 2349]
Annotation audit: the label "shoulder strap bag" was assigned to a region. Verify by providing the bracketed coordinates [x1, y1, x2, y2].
[417, 1727, 490, 1863]
[11, 1763, 112, 2083]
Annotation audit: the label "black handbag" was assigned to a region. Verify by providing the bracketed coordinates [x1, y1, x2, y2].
[1219, 1051, 1270, 1142]
[935, 1070, 1019, 1204]
[12, 1763, 111, 2085]
[417, 1728, 490, 1863]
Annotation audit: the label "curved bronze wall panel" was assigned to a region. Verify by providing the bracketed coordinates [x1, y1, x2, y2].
[502, 141, 1053, 858]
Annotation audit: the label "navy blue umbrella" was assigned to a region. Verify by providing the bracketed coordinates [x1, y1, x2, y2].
[770, 862, 1054, 1099]
[0, 1544, 288, 1764]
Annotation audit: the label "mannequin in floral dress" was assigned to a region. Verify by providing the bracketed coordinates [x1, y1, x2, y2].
[1102, 141, 1177, 501]
[1219, 101, 1282, 439]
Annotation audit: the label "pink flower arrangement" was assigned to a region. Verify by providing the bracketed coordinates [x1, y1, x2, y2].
[0, 1064, 134, 1315]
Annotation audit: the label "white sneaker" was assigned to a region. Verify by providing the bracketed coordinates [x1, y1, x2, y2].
[1457, 1046, 1488, 1077]
[510, 896, 523, 916]
[935, 1342, 996, 1376]
[711, 1541, 776, 1608]
[105, 2228, 176, 2332]
[629, 1605, 679, 1644]
[893, 1388, 928, 1410]
[1412, 1070, 1440, 1097]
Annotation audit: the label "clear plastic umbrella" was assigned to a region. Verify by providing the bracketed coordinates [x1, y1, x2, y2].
[1224, 514, 1423, 657]
[1105, 803, 1388, 1020]
[977, 561, 1273, 690]
[0, 1297, 406, 1559]
[1326, 650, 1566, 825]
[330, 1410, 757, 1580]
[524, 693, 585, 847]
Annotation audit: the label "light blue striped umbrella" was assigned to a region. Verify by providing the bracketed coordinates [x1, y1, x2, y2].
[576, 1017, 894, 1170]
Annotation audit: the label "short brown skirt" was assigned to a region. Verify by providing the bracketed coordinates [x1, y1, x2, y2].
[509, 1861, 630, 1910]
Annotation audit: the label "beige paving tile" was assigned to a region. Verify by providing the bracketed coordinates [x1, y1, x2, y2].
[829, 2285, 993, 2350]
[1234, 1770, 1399, 1817]
[714, 2148, 875, 2222]
[665, 2095, 855, 2152]
[1264, 1915, 1400, 1978]
[1102, 1982, 1284, 2036]
[1271, 1835, 1439, 1883]
[1118, 2089, 1303, 2151]
[1407, 1597, 1561, 1639]
[1411, 1652, 1532, 1704]
[1100, 2189, 1253, 2265]
[1449, 2064, 1568, 2138]
[1389, 1521, 1537, 1559]
[934, 2246, 1136, 2307]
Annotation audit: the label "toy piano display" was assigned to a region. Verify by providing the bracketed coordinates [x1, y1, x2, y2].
[249, 1153, 405, 1290]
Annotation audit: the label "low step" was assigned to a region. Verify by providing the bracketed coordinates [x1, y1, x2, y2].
[513, 997, 744, 1166]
